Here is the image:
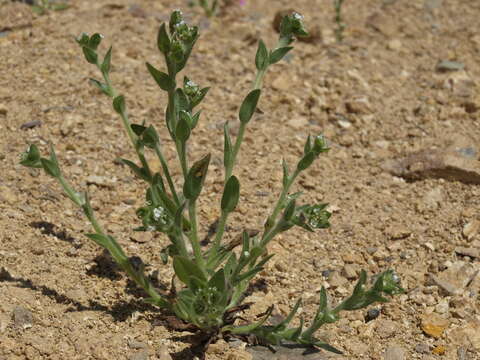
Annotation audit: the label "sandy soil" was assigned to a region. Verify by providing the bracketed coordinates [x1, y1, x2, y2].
[1, 0, 479, 359]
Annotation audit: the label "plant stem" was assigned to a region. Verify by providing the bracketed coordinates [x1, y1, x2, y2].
[176, 140, 189, 179]
[253, 69, 266, 90]
[154, 143, 180, 205]
[207, 211, 228, 263]
[57, 175, 83, 206]
[102, 71, 153, 181]
[267, 169, 300, 228]
[225, 122, 246, 181]
[188, 200, 207, 272]
[225, 37, 285, 181]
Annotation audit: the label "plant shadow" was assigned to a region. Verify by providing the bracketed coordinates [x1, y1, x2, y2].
[29, 221, 79, 246]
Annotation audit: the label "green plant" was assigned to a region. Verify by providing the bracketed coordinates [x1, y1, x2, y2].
[31, 0, 69, 15]
[333, 0, 346, 42]
[20, 10, 403, 353]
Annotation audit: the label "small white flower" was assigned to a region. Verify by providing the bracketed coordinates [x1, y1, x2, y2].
[153, 207, 164, 220]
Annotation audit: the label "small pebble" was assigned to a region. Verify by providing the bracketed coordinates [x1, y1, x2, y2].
[13, 306, 33, 330]
[384, 345, 406, 360]
[414, 343, 430, 354]
[365, 308, 380, 322]
[436, 60, 464, 72]
[20, 120, 42, 130]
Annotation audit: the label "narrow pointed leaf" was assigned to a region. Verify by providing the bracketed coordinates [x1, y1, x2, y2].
[146, 62, 175, 91]
[297, 151, 315, 171]
[183, 154, 211, 201]
[175, 116, 191, 143]
[223, 122, 233, 168]
[89, 78, 111, 96]
[281, 159, 289, 188]
[269, 46, 293, 64]
[239, 89, 261, 124]
[255, 39, 269, 70]
[113, 95, 126, 115]
[221, 175, 240, 213]
[86, 233, 109, 247]
[173, 256, 207, 286]
[157, 23, 170, 54]
[88, 33, 103, 50]
[101, 46, 112, 74]
[40, 158, 60, 178]
[120, 159, 150, 182]
[20, 144, 42, 168]
[82, 47, 98, 64]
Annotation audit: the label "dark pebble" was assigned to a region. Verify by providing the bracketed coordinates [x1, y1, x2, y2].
[365, 308, 380, 322]
[20, 120, 42, 130]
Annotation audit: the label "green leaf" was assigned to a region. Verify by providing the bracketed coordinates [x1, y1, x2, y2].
[112, 95, 126, 115]
[146, 62, 175, 91]
[226, 306, 273, 334]
[281, 159, 289, 188]
[190, 111, 201, 129]
[144, 296, 171, 309]
[190, 87, 209, 109]
[273, 299, 301, 332]
[173, 256, 206, 286]
[223, 253, 238, 277]
[101, 46, 112, 75]
[40, 158, 60, 178]
[131, 124, 147, 137]
[82, 47, 98, 64]
[296, 151, 315, 171]
[303, 135, 312, 155]
[143, 125, 160, 148]
[89, 78, 112, 96]
[255, 39, 269, 71]
[85, 233, 109, 247]
[221, 176, 240, 213]
[20, 144, 42, 168]
[208, 268, 226, 295]
[312, 135, 329, 155]
[239, 89, 261, 124]
[293, 203, 331, 231]
[50, 3, 69, 11]
[183, 154, 211, 201]
[223, 122, 233, 169]
[157, 23, 170, 54]
[310, 340, 343, 354]
[88, 33, 103, 50]
[175, 115, 191, 143]
[269, 46, 293, 64]
[283, 199, 296, 222]
[31, 5, 45, 14]
[120, 158, 150, 182]
[175, 89, 189, 113]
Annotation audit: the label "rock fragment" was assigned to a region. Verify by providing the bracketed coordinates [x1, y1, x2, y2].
[463, 219, 480, 240]
[12, 306, 33, 330]
[436, 60, 465, 73]
[431, 261, 479, 295]
[384, 345, 406, 360]
[345, 97, 372, 114]
[383, 136, 480, 184]
[455, 247, 480, 259]
[421, 313, 449, 338]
